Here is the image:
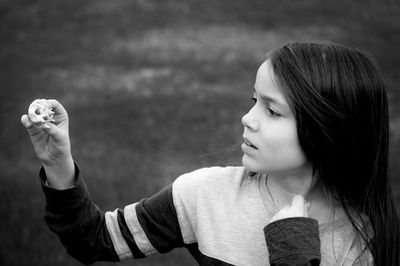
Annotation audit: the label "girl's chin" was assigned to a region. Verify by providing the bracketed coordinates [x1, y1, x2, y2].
[242, 156, 265, 173]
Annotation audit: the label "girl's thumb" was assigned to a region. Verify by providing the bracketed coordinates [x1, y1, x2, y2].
[21, 114, 62, 141]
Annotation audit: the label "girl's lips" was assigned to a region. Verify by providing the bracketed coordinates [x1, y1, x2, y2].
[241, 142, 257, 154]
[242, 136, 257, 149]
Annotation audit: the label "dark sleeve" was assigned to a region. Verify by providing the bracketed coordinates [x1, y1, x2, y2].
[40, 163, 120, 264]
[39, 163, 184, 265]
[264, 217, 321, 266]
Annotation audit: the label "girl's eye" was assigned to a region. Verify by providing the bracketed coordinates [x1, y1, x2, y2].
[267, 108, 281, 117]
[250, 94, 281, 117]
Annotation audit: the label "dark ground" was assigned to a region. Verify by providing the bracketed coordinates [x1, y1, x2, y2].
[1, 0, 400, 265]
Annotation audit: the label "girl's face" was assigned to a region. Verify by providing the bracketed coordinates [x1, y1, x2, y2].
[241, 60, 311, 176]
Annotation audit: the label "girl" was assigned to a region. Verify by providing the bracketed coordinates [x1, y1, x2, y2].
[21, 42, 399, 265]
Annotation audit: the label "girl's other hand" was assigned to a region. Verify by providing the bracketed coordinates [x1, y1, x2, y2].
[269, 195, 310, 223]
[21, 99, 75, 189]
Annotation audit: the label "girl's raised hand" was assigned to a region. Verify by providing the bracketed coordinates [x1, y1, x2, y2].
[21, 99, 75, 189]
[269, 195, 310, 223]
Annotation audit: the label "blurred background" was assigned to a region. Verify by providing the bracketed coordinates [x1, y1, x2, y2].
[1, 0, 400, 265]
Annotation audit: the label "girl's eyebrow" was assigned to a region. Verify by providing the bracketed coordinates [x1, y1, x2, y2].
[253, 88, 288, 109]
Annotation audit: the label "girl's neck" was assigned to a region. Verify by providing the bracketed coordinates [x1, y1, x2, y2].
[267, 168, 324, 208]
[266, 170, 340, 224]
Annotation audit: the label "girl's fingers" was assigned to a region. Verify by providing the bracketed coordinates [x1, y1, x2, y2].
[291, 195, 305, 210]
[21, 113, 62, 140]
[304, 202, 311, 217]
[21, 114, 41, 136]
[290, 195, 311, 217]
[41, 121, 64, 141]
[46, 99, 67, 116]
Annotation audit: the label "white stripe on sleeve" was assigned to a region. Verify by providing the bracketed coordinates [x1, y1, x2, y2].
[105, 209, 133, 260]
[124, 203, 157, 256]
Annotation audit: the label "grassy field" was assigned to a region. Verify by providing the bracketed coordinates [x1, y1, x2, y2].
[1, 0, 400, 265]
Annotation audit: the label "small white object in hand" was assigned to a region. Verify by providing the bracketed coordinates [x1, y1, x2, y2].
[28, 99, 55, 129]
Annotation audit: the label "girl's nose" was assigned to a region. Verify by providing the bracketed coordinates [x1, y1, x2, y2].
[242, 111, 258, 131]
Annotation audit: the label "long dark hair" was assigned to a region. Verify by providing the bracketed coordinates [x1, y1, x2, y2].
[268, 42, 399, 265]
